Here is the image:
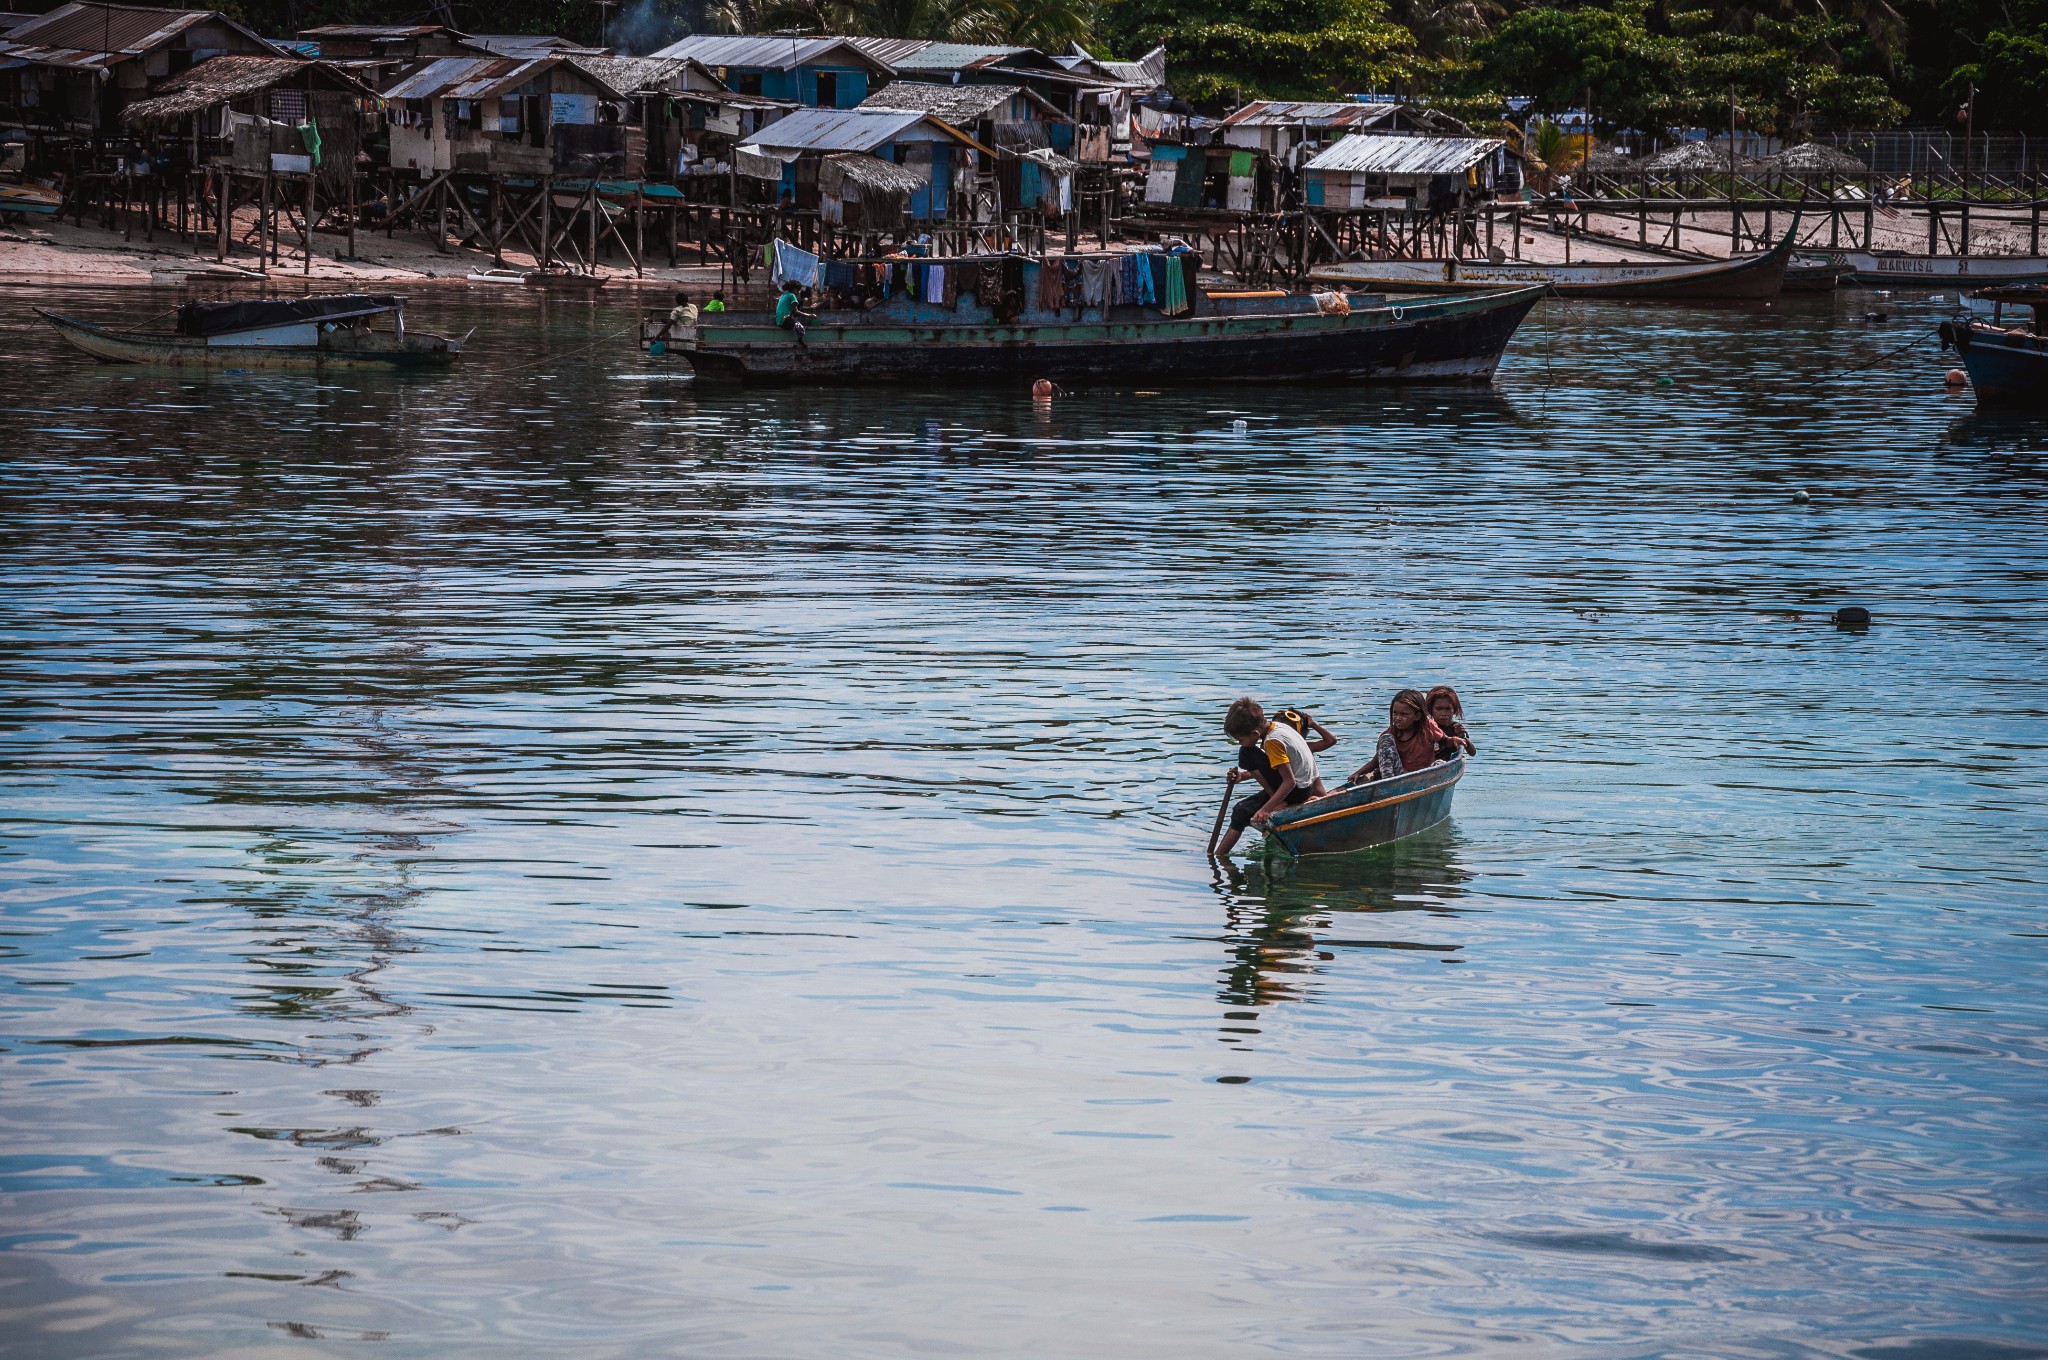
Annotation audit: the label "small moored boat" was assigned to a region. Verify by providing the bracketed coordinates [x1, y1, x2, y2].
[36, 294, 462, 369]
[1261, 756, 1466, 857]
[1938, 285, 2048, 405]
[1823, 250, 2048, 287]
[1312, 232, 1794, 302]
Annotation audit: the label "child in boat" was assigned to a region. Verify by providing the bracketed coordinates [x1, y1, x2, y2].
[775, 282, 814, 344]
[1215, 698, 1329, 856]
[1348, 688, 1455, 785]
[1426, 686, 1476, 757]
[703, 291, 727, 314]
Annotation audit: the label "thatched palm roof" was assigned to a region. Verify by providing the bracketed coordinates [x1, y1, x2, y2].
[1767, 142, 1868, 175]
[1643, 141, 1763, 173]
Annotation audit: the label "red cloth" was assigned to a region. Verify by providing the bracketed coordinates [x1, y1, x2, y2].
[1397, 717, 1447, 772]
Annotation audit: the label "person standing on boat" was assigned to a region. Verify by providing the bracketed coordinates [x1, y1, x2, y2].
[1215, 698, 1329, 856]
[1349, 689, 1454, 786]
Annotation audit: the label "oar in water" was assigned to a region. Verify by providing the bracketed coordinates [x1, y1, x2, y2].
[1205, 774, 1236, 856]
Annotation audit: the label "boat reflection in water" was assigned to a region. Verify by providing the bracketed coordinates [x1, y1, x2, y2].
[1211, 826, 1474, 1023]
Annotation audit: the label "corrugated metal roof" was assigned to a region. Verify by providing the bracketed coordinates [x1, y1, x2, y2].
[464, 34, 600, 54]
[0, 12, 38, 35]
[300, 24, 456, 38]
[0, 2, 278, 67]
[380, 54, 584, 101]
[1306, 133, 1503, 175]
[1222, 100, 1397, 129]
[3, 2, 208, 52]
[121, 53, 371, 121]
[842, 35, 926, 66]
[746, 104, 926, 153]
[885, 42, 1032, 71]
[649, 33, 884, 72]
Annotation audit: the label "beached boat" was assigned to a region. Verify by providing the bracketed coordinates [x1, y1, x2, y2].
[648, 252, 1544, 384]
[1938, 285, 2048, 405]
[1311, 233, 1793, 302]
[1823, 250, 2048, 286]
[466, 266, 606, 289]
[36, 294, 463, 369]
[0, 182, 63, 218]
[1260, 756, 1466, 857]
[1785, 254, 1853, 292]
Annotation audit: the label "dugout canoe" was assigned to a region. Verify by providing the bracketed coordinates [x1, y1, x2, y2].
[1311, 232, 1794, 302]
[1260, 755, 1466, 857]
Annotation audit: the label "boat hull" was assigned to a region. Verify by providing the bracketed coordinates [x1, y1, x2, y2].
[1825, 252, 2048, 286]
[1939, 320, 2048, 404]
[1261, 756, 1465, 857]
[35, 309, 460, 368]
[1314, 237, 1790, 301]
[675, 286, 1545, 384]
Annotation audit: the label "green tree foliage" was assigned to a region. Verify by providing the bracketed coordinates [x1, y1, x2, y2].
[1470, 4, 1683, 128]
[1095, 0, 1417, 107]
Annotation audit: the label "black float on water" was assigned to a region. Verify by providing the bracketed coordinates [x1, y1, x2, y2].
[1833, 606, 1873, 629]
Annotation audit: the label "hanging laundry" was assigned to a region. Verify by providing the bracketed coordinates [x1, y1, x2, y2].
[1037, 258, 1066, 311]
[770, 238, 819, 288]
[1080, 257, 1110, 307]
[1159, 253, 1189, 316]
[978, 260, 1004, 308]
[1062, 258, 1084, 315]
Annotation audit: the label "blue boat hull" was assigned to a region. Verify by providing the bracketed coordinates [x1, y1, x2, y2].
[1940, 320, 2048, 405]
[1261, 756, 1465, 857]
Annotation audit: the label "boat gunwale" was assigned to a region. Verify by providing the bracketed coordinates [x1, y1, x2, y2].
[1261, 754, 1466, 856]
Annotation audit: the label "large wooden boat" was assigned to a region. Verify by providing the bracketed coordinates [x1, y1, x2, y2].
[1938, 285, 2048, 404]
[648, 254, 1544, 384]
[1821, 250, 2048, 286]
[1311, 232, 1793, 302]
[36, 295, 463, 369]
[1261, 756, 1466, 857]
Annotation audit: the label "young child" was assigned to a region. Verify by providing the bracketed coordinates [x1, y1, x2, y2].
[1426, 686, 1475, 757]
[703, 290, 727, 314]
[1348, 688, 1454, 785]
[1215, 697, 1328, 856]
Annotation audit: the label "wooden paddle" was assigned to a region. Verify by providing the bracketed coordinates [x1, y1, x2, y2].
[1205, 774, 1236, 856]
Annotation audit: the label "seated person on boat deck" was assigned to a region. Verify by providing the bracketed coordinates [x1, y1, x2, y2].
[1215, 698, 1330, 856]
[776, 283, 815, 342]
[1427, 685, 1476, 757]
[1348, 688, 1457, 785]
[665, 292, 698, 337]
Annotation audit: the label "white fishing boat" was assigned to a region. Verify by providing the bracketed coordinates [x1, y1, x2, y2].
[1820, 250, 2048, 286]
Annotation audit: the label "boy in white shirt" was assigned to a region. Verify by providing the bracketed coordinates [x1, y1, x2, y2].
[1214, 697, 1330, 856]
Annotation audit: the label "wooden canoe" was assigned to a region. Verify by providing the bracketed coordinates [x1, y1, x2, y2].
[1261, 756, 1465, 857]
[35, 308, 462, 369]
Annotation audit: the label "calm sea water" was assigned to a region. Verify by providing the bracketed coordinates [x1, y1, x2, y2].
[2, 286, 2044, 1359]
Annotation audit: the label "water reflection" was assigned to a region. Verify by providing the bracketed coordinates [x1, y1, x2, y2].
[1212, 828, 1473, 1021]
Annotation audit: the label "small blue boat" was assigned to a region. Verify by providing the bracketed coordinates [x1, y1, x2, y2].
[1939, 286, 2048, 405]
[1261, 756, 1466, 857]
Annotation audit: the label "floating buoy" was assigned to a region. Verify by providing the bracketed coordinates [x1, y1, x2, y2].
[1032, 378, 1054, 398]
[1946, 368, 1968, 387]
[1833, 606, 1872, 628]
[1654, 375, 1674, 387]
[1793, 487, 1810, 503]
[1230, 418, 1248, 434]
